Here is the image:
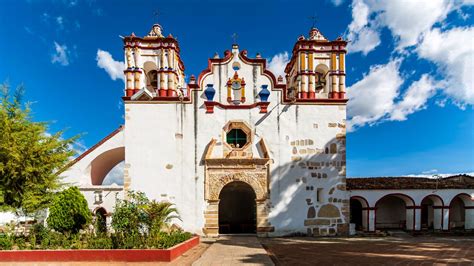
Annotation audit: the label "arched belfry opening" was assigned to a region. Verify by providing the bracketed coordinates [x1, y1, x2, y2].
[218, 181, 256, 234]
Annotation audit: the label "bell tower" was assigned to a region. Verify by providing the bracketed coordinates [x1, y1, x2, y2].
[123, 23, 186, 100]
[284, 27, 347, 100]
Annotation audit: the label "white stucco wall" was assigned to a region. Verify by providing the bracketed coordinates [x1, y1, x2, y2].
[124, 46, 347, 236]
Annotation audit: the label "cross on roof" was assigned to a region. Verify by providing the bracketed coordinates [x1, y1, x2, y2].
[231, 33, 238, 44]
[152, 10, 160, 22]
[308, 14, 318, 28]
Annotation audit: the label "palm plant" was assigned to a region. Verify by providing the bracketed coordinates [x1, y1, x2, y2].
[145, 201, 181, 234]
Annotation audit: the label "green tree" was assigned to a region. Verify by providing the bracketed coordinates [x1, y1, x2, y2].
[46, 186, 92, 233]
[0, 83, 77, 214]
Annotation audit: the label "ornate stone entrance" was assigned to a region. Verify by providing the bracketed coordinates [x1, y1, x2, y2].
[202, 137, 274, 237]
[219, 181, 256, 234]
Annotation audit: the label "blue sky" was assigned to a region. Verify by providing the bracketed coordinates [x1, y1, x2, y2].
[0, 0, 473, 177]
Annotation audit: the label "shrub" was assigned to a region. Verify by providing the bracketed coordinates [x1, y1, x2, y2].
[111, 191, 149, 236]
[0, 234, 12, 250]
[86, 233, 113, 249]
[47, 187, 92, 233]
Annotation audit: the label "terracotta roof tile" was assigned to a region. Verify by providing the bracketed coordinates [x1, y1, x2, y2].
[347, 174, 474, 190]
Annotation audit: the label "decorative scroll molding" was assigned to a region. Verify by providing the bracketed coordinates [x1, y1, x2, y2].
[205, 171, 268, 201]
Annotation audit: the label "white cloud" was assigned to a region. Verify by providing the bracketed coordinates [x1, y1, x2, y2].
[375, 0, 452, 50]
[96, 49, 125, 82]
[345, 0, 471, 54]
[56, 16, 64, 26]
[102, 161, 124, 186]
[417, 27, 474, 105]
[406, 172, 474, 178]
[389, 74, 439, 121]
[51, 42, 69, 66]
[422, 169, 438, 175]
[347, 61, 443, 130]
[267, 52, 289, 79]
[346, 0, 381, 55]
[331, 0, 345, 6]
[347, 59, 403, 131]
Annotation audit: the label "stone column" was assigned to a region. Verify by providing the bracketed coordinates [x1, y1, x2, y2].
[203, 201, 219, 237]
[256, 200, 273, 236]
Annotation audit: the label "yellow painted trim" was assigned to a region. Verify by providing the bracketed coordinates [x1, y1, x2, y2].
[331, 53, 336, 71]
[339, 53, 345, 71]
[300, 53, 306, 71]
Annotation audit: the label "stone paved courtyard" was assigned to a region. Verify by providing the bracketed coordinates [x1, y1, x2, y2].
[260, 235, 474, 265]
[2, 235, 474, 265]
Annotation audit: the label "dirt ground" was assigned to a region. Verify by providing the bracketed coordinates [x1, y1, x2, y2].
[260, 236, 474, 265]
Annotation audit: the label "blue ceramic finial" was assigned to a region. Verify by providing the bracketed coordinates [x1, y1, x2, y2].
[258, 85, 270, 102]
[204, 84, 216, 101]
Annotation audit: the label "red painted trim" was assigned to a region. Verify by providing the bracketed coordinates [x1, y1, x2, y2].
[204, 101, 269, 113]
[421, 194, 445, 207]
[291, 98, 348, 104]
[350, 196, 369, 208]
[406, 206, 422, 209]
[0, 236, 199, 262]
[238, 51, 286, 91]
[60, 126, 124, 172]
[197, 50, 233, 87]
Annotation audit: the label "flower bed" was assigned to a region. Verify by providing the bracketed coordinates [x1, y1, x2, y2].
[0, 235, 199, 262]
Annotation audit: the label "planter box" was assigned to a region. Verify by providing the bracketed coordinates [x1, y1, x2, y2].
[0, 236, 199, 262]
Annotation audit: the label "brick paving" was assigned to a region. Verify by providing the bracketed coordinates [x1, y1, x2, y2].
[260, 236, 474, 265]
[193, 235, 274, 266]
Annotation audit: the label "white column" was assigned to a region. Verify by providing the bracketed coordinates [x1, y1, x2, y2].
[465, 208, 474, 229]
[368, 209, 376, 232]
[362, 209, 369, 231]
[406, 208, 414, 230]
[442, 208, 450, 231]
[414, 208, 422, 231]
[433, 208, 443, 230]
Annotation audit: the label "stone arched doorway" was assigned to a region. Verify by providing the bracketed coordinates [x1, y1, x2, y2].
[218, 181, 256, 234]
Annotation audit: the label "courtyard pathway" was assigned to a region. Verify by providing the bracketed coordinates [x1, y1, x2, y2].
[192, 235, 274, 266]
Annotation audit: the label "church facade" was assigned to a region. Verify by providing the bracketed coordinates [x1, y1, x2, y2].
[61, 23, 474, 237]
[63, 23, 349, 237]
